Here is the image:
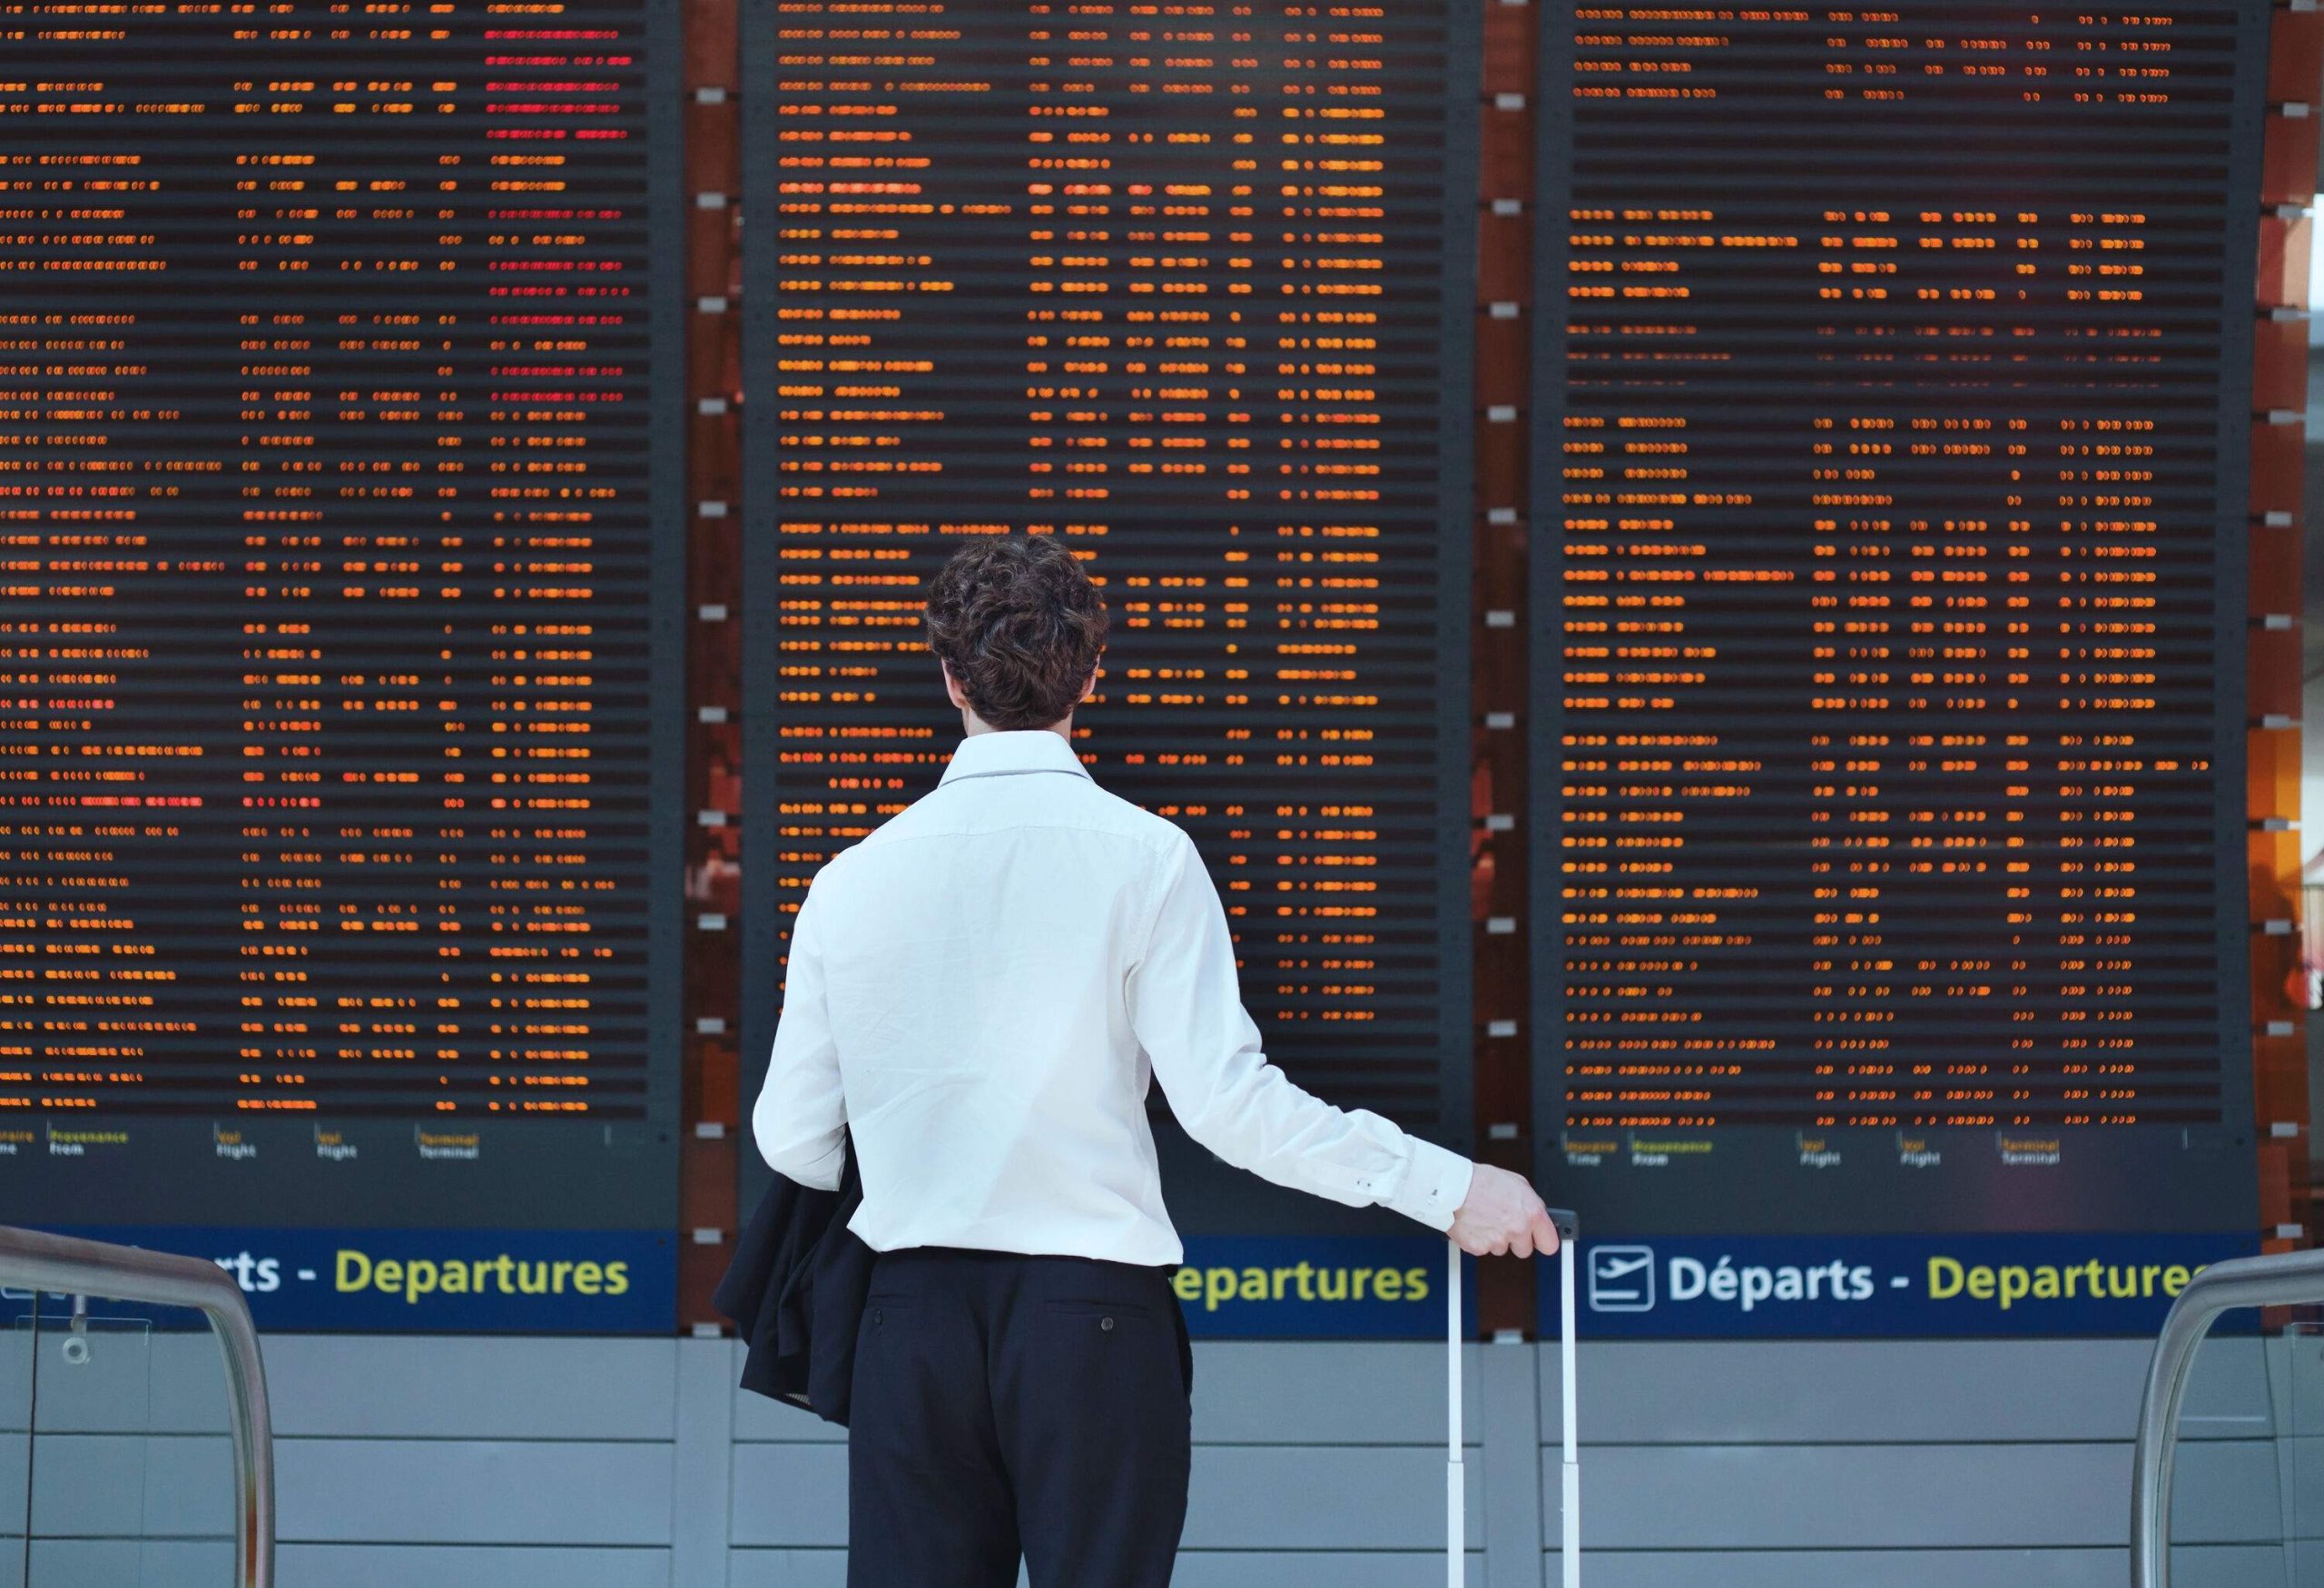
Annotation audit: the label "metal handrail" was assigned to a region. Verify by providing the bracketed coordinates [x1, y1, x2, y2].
[0, 1225, 274, 1587]
[2129, 1246, 2324, 1588]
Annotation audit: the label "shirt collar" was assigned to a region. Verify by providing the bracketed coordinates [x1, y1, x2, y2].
[937, 730, 1093, 786]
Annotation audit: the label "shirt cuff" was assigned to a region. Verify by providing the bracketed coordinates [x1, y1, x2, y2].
[1382, 1136, 1475, 1232]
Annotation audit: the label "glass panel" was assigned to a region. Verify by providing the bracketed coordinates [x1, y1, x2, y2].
[19, 1295, 233, 1586]
[2291, 1322, 2324, 1587]
[0, 1294, 31, 1588]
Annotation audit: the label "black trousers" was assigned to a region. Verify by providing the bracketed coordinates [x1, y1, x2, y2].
[846, 1247, 1194, 1588]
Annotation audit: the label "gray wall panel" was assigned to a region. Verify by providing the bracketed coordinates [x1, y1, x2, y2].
[23, 1538, 234, 1583]
[0, 1432, 24, 1535]
[1480, 1343, 1543, 1588]
[732, 1382, 845, 1445]
[674, 1336, 738, 1583]
[732, 1442, 849, 1547]
[29, 1433, 231, 1539]
[1537, 1338, 2271, 1444]
[0, 1329, 27, 1434]
[2176, 1548, 2296, 1588]
[1186, 1447, 1483, 1551]
[1177, 1551, 1484, 1587]
[265, 1336, 678, 1440]
[1189, 1343, 1477, 1445]
[2173, 1439, 2284, 1544]
[278, 1544, 672, 1588]
[2286, 1435, 2324, 1541]
[729, 1550, 847, 1588]
[277, 1438, 674, 1545]
[19, 1334, 681, 1436]
[142, 1335, 234, 1435]
[2277, 1331, 2324, 1446]
[1541, 1440, 2280, 1550]
[1538, 1546, 2290, 1588]
[6, 1334, 684, 1439]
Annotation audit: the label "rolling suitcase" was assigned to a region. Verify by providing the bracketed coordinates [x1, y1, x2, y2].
[1447, 1209, 1580, 1587]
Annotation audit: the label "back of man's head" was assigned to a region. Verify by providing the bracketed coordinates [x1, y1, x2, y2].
[924, 536, 1109, 730]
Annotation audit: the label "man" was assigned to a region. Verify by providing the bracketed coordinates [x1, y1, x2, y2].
[755, 534, 1560, 1587]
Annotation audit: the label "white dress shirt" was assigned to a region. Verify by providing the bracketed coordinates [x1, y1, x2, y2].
[753, 728, 1475, 1266]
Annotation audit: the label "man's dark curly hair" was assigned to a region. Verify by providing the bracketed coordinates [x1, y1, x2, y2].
[923, 535, 1108, 731]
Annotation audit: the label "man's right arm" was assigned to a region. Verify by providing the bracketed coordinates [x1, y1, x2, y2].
[752, 882, 847, 1191]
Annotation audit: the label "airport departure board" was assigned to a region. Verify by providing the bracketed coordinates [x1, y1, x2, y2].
[0, 1, 684, 1329]
[1529, 0, 2269, 1329]
[740, 0, 1481, 1252]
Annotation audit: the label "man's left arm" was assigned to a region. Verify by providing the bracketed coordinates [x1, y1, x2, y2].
[1128, 834, 1475, 1230]
[752, 883, 847, 1190]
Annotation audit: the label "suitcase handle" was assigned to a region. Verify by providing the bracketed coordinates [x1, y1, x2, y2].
[1551, 1212, 1580, 1587]
[1446, 1239, 1463, 1586]
[1450, 1210, 1581, 1587]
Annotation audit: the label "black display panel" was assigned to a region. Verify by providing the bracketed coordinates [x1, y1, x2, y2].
[1528, 0, 2269, 1326]
[0, 0, 684, 1330]
[740, 0, 1480, 1329]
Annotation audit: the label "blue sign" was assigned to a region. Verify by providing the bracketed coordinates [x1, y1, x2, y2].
[1538, 1232, 2260, 1338]
[24, 1228, 1450, 1339]
[17, 1228, 677, 1334]
[1175, 1235, 1469, 1338]
[25, 1227, 2239, 1340]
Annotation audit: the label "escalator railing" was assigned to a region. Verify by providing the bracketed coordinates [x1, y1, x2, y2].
[0, 1226, 272, 1587]
[2130, 1246, 2324, 1588]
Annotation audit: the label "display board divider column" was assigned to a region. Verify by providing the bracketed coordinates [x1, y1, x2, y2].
[1472, 0, 1542, 1341]
[2250, 2, 2318, 1278]
[680, 0, 746, 1330]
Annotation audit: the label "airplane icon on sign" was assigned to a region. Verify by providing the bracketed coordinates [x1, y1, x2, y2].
[1587, 1246, 1655, 1312]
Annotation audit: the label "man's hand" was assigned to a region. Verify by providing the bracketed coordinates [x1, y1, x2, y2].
[1448, 1164, 1561, 1259]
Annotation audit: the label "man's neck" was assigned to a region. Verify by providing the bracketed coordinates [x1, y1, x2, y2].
[960, 714, 1075, 740]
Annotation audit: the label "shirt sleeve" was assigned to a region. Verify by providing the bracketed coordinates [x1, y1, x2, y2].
[752, 880, 848, 1191]
[1126, 834, 1475, 1231]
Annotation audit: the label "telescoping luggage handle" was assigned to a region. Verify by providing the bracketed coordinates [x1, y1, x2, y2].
[1447, 1208, 1580, 1588]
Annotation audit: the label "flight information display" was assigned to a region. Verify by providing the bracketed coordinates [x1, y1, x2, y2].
[739, 0, 1481, 1283]
[0, 0, 684, 1329]
[1528, 0, 2267, 1319]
